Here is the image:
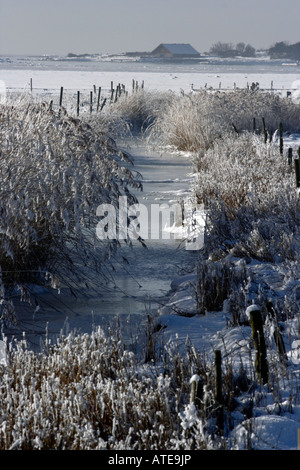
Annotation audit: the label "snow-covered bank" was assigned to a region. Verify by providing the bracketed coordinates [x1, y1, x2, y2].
[151, 130, 300, 450]
[153, 245, 300, 450]
[1, 60, 300, 97]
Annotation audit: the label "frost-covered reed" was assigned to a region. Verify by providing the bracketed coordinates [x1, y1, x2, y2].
[146, 89, 300, 153]
[193, 131, 300, 321]
[195, 132, 300, 264]
[0, 98, 141, 302]
[0, 326, 222, 450]
[105, 88, 171, 134]
[1, 318, 298, 450]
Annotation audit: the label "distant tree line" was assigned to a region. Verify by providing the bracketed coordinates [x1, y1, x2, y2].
[209, 40, 300, 61]
[209, 42, 256, 58]
[268, 41, 300, 60]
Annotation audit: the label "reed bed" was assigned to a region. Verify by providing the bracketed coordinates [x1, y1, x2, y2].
[0, 97, 141, 308]
[146, 88, 300, 154]
[0, 325, 219, 450]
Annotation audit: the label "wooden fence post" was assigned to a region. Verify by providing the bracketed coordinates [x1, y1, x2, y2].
[279, 122, 283, 155]
[288, 147, 293, 165]
[90, 91, 93, 113]
[249, 306, 269, 385]
[77, 91, 80, 117]
[114, 85, 119, 102]
[262, 117, 267, 143]
[100, 98, 107, 111]
[97, 87, 101, 112]
[59, 87, 64, 107]
[294, 148, 300, 188]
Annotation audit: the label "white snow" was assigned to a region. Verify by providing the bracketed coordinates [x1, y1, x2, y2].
[232, 415, 299, 450]
[1, 57, 300, 96]
[245, 304, 261, 319]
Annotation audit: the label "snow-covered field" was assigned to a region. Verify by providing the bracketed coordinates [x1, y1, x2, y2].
[1, 56, 300, 450]
[1, 55, 300, 96]
[2, 67, 299, 93]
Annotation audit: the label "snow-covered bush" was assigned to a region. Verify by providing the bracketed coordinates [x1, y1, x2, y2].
[195, 132, 295, 211]
[0, 100, 140, 297]
[147, 89, 300, 153]
[106, 88, 171, 134]
[214, 88, 300, 136]
[195, 132, 300, 262]
[192, 131, 300, 326]
[147, 91, 223, 153]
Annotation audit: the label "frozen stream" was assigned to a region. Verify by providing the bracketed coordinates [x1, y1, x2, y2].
[11, 142, 198, 346]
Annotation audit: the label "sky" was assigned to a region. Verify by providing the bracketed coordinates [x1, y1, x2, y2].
[0, 0, 299, 56]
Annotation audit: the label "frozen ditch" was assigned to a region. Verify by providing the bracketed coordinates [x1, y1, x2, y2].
[10, 142, 198, 346]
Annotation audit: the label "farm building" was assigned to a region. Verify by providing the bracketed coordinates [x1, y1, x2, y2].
[150, 43, 200, 58]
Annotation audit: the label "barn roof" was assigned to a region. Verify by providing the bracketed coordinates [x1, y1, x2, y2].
[152, 43, 199, 56]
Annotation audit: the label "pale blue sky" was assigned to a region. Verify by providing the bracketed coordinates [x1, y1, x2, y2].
[0, 0, 299, 55]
